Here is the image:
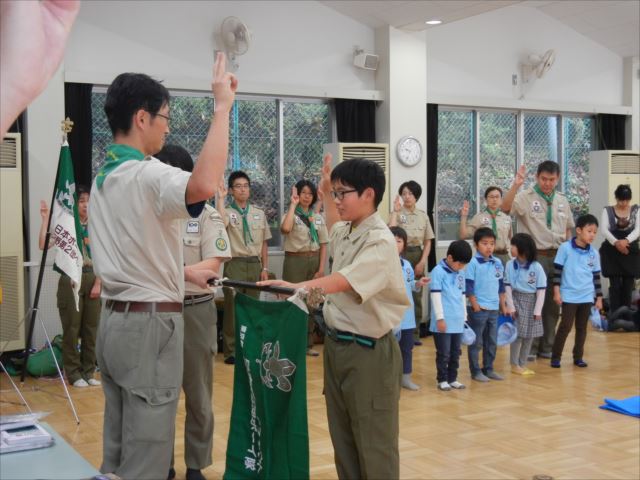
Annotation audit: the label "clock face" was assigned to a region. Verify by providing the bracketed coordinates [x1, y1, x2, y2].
[397, 136, 422, 167]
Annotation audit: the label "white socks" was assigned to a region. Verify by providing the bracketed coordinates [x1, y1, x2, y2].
[402, 373, 420, 391]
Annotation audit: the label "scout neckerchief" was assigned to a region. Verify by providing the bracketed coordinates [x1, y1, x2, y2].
[294, 206, 319, 246]
[230, 201, 253, 245]
[533, 184, 555, 229]
[80, 221, 91, 259]
[96, 144, 145, 189]
[484, 207, 499, 238]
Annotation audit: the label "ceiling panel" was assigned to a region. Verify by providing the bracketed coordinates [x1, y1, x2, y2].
[319, 0, 640, 57]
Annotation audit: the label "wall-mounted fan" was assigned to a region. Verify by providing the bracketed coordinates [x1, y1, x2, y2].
[216, 16, 251, 72]
[521, 49, 556, 83]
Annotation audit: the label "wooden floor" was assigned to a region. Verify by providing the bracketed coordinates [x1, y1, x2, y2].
[1, 330, 639, 479]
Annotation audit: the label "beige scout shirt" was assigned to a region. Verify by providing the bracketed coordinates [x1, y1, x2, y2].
[224, 204, 272, 257]
[396, 207, 435, 247]
[466, 210, 513, 252]
[89, 158, 196, 303]
[323, 213, 411, 338]
[183, 204, 231, 296]
[512, 186, 575, 250]
[281, 212, 329, 252]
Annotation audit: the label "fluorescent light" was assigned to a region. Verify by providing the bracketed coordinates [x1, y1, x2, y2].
[425, 19, 442, 25]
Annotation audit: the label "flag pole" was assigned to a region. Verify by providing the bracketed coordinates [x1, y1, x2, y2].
[19, 118, 80, 424]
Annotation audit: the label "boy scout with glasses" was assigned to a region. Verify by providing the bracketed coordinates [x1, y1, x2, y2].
[217, 171, 271, 364]
[156, 145, 231, 480]
[502, 161, 574, 359]
[89, 53, 236, 480]
[261, 155, 410, 479]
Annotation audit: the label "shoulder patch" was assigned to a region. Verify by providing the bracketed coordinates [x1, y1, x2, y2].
[216, 237, 228, 251]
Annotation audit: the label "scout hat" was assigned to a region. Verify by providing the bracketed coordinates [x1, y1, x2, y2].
[497, 315, 517, 346]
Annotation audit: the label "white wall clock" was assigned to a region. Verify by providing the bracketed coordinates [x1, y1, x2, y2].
[396, 136, 422, 167]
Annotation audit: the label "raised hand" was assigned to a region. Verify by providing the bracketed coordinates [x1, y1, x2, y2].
[40, 200, 50, 220]
[217, 178, 228, 198]
[461, 200, 469, 217]
[1, 1, 81, 137]
[212, 52, 238, 114]
[318, 153, 332, 196]
[393, 195, 402, 213]
[290, 185, 300, 205]
[513, 164, 526, 188]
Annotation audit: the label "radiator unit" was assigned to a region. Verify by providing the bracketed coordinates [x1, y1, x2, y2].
[322, 143, 390, 222]
[588, 150, 640, 214]
[0, 133, 25, 351]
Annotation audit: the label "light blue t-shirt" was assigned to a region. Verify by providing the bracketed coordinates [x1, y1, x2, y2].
[399, 258, 417, 331]
[465, 254, 505, 310]
[504, 259, 547, 293]
[554, 238, 601, 303]
[430, 259, 466, 334]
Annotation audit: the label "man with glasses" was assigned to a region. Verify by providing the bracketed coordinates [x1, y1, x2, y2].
[89, 53, 236, 479]
[217, 171, 271, 364]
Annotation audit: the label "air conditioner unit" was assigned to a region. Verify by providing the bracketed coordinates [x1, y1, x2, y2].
[589, 150, 640, 214]
[0, 133, 25, 351]
[322, 143, 390, 222]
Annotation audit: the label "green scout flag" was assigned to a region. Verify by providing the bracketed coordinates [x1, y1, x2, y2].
[224, 294, 309, 480]
[50, 143, 85, 310]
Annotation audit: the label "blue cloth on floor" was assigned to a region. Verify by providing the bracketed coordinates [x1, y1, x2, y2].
[599, 396, 640, 418]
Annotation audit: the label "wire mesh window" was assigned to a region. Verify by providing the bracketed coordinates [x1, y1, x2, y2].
[563, 116, 593, 217]
[437, 108, 594, 242]
[437, 110, 474, 241]
[90, 90, 331, 249]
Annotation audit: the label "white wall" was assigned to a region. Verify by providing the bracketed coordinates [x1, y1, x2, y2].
[426, 5, 627, 113]
[65, 1, 377, 97]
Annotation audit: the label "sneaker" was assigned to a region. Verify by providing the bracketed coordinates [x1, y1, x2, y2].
[73, 378, 89, 388]
[511, 365, 526, 375]
[306, 348, 319, 357]
[550, 359, 561, 368]
[437, 381, 451, 391]
[87, 378, 101, 386]
[449, 381, 466, 389]
[522, 368, 536, 375]
[485, 370, 503, 381]
[538, 352, 552, 359]
[573, 359, 588, 368]
[186, 468, 206, 480]
[413, 339, 423, 346]
[224, 356, 235, 365]
[527, 354, 537, 362]
[472, 373, 490, 382]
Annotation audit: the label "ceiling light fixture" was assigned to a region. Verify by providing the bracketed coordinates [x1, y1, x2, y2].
[425, 19, 442, 25]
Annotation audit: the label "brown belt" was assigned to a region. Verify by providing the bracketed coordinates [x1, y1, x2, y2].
[285, 251, 319, 257]
[105, 300, 183, 313]
[537, 249, 558, 257]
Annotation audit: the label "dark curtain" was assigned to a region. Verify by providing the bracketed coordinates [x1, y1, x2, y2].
[334, 99, 376, 143]
[64, 83, 93, 187]
[595, 113, 626, 150]
[426, 104, 438, 271]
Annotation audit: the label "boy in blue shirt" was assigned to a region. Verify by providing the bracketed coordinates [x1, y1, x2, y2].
[430, 240, 473, 391]
[465, 227, 507, 382]
[551, 214, 603, 368]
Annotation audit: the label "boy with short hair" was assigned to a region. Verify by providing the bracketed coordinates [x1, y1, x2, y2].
[551, 214, 603, 368]
[430, 240, 473, 391]
[260, 155, 409, 479]
[465, 227, 507, 382]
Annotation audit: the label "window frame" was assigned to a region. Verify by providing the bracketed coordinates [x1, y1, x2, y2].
[436, 106, 594, 247]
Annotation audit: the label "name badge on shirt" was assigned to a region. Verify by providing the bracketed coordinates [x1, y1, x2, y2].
[294, 216, 302, 225]
[457, 275, 465, 290]
[399, 214, 407, 224]
[528, 271, 536, 285]
[253, 214, 261, 220]
[229, 212, 238, 225]
[495, 264, 502, 278]
[588, 252, 595, 267]
[482, 217, 490, 225]
[315, 218, 322, 225]
[186, 221, 199, 233]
